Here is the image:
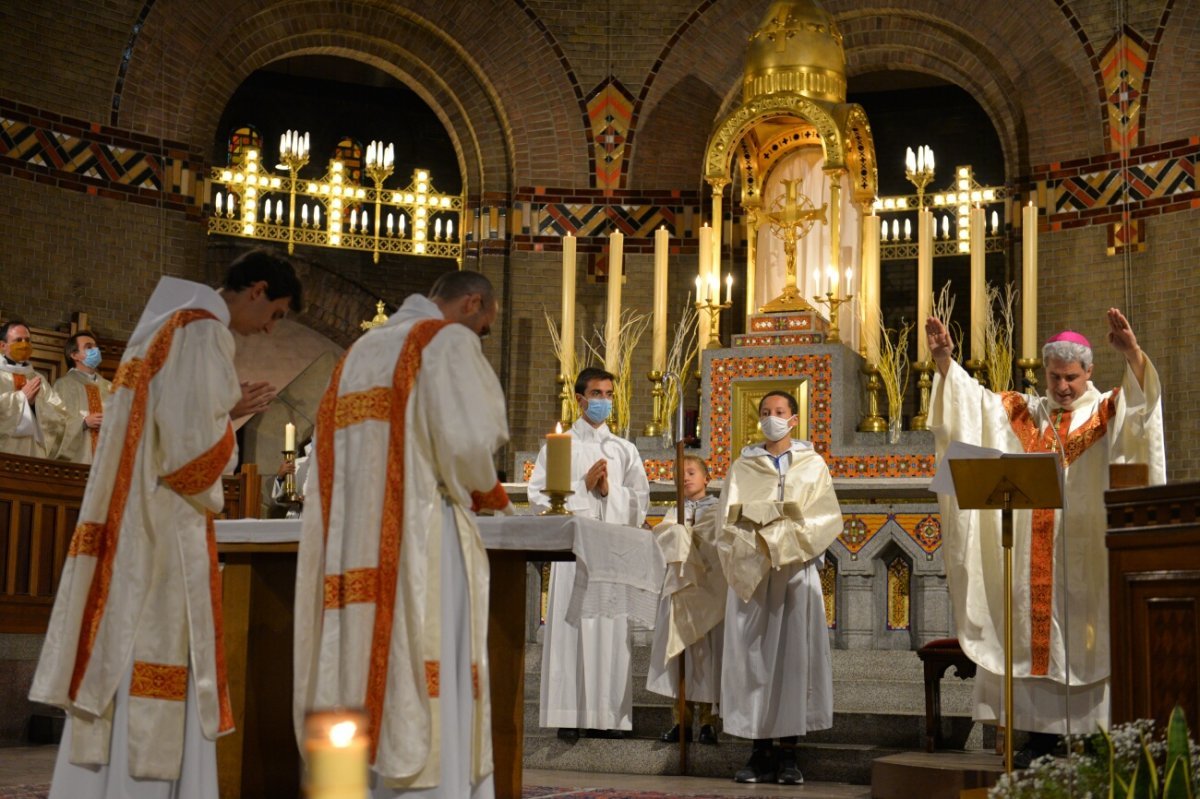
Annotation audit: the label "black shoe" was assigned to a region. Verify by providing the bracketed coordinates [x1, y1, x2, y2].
[660, 724, 693, 743]
[585, 728, 628, 739]
[733, 746, 776, 783]
[698, 724, 718, 745]
[1013, 732, 1058, 769]
[557, 727, 580, 742]
[777, 746, 804, 785]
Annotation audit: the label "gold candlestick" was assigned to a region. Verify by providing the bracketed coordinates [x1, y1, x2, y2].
[858, 362, 888, 432]
[539, 489, 574, 516]
[695, 297, 732, 349]
[1017, 357, 1041, 396]
[280, 449, 302, 505]
[910, 361, 935, 431]
[643, 370, 665, 437]
[557, 373, 574, 428]
[964, 358, 988, 386]
[812, 292, 854, 344]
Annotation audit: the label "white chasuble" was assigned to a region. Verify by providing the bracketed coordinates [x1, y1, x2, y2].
[53, 368, 113, 465]
[718, 441, 841, 739]
[0, 361, 68, 458]
[294, 294, 509, 793]
[930, 357, 1165, 734]
[645, 495, 725, 705]
[529, 418, 650, 730]
[32, 277, 239, 790]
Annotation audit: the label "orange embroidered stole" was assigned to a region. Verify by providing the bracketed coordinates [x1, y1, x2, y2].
[65, 309, 231, 728]
[315, 318, 451, 761]
[1002, 391, 1118, 675]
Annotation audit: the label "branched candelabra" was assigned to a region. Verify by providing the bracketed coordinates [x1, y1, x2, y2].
[695, 293, 732, 349]
[812, 291, 854, 344]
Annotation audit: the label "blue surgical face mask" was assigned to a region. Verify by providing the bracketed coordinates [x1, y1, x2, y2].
[584, 398, 613, 424]
[82, 347, 102, 369]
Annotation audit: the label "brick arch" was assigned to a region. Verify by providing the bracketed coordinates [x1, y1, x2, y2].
[112, 0, 578, 193]
[837, 6, 1099, 181]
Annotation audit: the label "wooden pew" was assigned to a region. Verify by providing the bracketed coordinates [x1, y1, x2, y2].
[0, 453, 261, 634]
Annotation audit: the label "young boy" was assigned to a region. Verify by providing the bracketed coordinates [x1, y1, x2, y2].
[645, 455, 723, 744]
[717, 391, 842, 784]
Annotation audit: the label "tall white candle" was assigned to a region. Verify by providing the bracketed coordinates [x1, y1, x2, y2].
[697, 225, 712, 347]
[561, 232, 576, 377]
[284, 422, 296, 452]
[604, 231, 624, 373]
[1022, 201, 1039, 359]
[916, 209, 933, 362]
[862, 213, 881, 363]
[969, 205, 987, 361]
[652, 226, 669, 373]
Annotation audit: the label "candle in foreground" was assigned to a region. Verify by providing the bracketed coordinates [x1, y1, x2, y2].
[285, 422, 296, 452]
[545, 423, 572, 493]
[304, 709, 367, 799]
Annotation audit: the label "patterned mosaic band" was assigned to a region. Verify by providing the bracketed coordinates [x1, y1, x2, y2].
[2, 95, 1194, 243]
[0, 98, 202, 214]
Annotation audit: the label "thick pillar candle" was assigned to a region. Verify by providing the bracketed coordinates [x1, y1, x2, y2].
[545, 423, 572, 492]
[284, 422, 296, 452]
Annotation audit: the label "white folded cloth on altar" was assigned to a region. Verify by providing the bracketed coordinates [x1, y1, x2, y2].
[214, 514, 664, 630]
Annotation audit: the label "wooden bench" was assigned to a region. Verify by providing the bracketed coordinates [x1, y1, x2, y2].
[916, 637, 976, 752]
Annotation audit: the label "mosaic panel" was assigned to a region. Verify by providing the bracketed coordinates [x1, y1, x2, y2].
[707, 352, 833, 478]
[837, 512, 941, 556]
[586, 77, 635, 191]
[1099, 27, 1149, 152]
[0, 110, 197, 204]
[1055, 156, 1196, 213]
[886, 555, 912, 631]
[536, 204, 678, 238]
[820, 557, 837, 629]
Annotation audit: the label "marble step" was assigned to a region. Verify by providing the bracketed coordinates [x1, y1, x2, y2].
[521, 643, 976, 718]
[522, 702, 978, 751]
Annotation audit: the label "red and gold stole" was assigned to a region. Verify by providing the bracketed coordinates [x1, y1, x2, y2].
[314, 318, 451, 762]
[1001, 390, 1119, 675]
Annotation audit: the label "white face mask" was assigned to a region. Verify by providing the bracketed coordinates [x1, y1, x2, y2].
[759, 415, 794, 442]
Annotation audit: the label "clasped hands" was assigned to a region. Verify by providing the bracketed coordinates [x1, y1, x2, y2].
[584, 458, 609, 497]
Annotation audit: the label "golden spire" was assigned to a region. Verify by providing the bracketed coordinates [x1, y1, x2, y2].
[743, 0, 846, 105]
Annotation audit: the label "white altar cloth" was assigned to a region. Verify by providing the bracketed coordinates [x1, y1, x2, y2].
[214, 514, 664, 629]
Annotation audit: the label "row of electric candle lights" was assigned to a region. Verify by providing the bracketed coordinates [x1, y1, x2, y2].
[881, 211, 1001, 242]
[859, 200, 1039, 365]
[213, 195, 454, 239]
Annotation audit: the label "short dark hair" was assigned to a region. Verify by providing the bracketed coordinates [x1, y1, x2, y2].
[575, 367, 616, 396]
[429, 269, 494, 306]
[65, 330, 97, 359]
[758, 390, 799, 416]
[223, 249, 303, 312]
[0, 319, 29, 342]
